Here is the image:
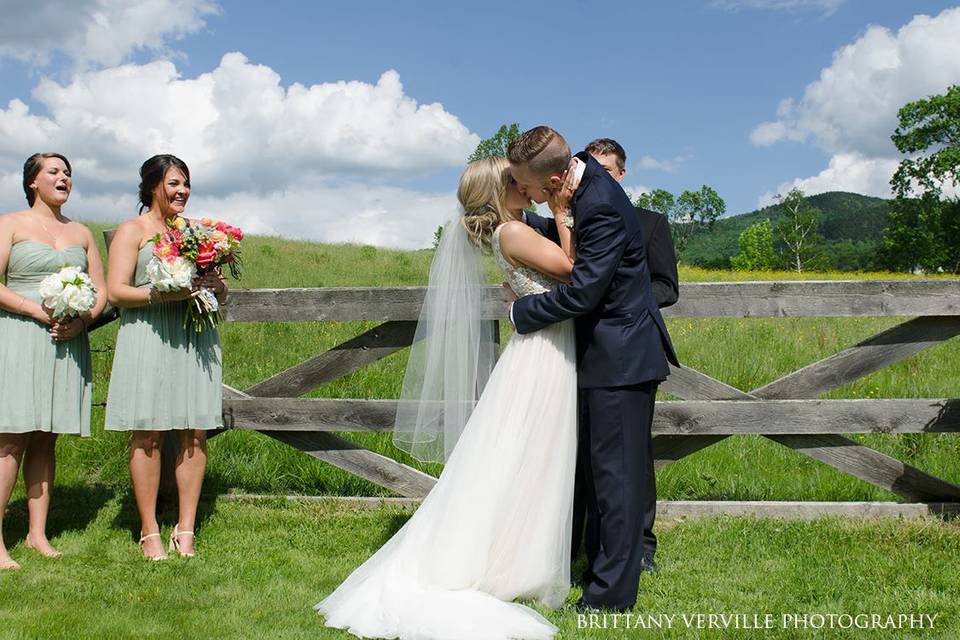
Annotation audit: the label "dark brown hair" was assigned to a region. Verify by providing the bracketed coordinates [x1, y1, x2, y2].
[585, 138, 626, 172]
[23, 153, 71, 206]
[138, 154, 190, 214]
[507, 126, 571, 177]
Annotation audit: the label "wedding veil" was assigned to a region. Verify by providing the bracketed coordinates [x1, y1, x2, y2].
[393, 217, 497, 463]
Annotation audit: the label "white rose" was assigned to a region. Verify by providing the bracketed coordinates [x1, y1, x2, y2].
[38, 273, 65, 300]
[59, 266, 82, 283]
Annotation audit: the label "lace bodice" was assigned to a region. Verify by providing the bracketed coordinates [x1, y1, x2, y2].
[492, 224, 557, 296]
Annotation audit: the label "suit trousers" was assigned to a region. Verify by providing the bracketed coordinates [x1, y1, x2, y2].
[572, 380, 659, 609]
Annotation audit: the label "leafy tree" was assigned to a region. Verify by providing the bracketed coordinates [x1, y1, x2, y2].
[731, 219, 776, 271]
[432, 225, 444, 250]
[633, 189, 676, 217]
[890, 85, 960, 199]
[673, 186, 726, 258]
[880, 85, 960, 273]
[635, 186, 725, 260]
[774, 188, 825, 273]
[468, 124, 521, 161]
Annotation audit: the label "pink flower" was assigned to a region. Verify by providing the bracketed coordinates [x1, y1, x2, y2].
[153, 233, 181, 261]
[196, 241, 218, 269]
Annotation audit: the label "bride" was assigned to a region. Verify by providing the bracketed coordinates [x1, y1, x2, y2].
[316, 157, 579, 640]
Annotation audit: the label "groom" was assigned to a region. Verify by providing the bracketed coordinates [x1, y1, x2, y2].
[506, 126, 678, 612]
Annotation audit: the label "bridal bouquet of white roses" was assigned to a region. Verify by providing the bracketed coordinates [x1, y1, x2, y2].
[37, 266, 97, 320]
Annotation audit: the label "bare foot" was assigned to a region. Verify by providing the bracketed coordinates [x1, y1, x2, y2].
[25, 534, 62, 558]
[0, 551, 20, 570]
[139, 532, 168, 561]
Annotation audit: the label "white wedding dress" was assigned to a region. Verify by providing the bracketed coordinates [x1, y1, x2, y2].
[316, 225, 578, 640]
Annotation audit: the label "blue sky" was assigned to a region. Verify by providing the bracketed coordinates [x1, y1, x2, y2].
[1, 0, 958, 247]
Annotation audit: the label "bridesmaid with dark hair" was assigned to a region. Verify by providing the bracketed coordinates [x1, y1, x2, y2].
[0, 153, 107, 570]
[105, 154, 226, 560]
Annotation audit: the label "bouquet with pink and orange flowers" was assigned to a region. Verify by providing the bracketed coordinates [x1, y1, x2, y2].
[147, 216, 244, 332]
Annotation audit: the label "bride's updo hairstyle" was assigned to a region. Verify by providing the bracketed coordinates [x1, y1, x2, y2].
[458, 157, 511, 251]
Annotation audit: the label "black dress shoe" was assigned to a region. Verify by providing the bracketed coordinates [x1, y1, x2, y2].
[573, 599, 603, 613]
[574, 598, 630, 613]
[640, 554, 658, 573]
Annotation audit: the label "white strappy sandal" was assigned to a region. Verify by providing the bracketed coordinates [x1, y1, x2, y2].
[169, 523, 195, 558]
[138, 531, 168, 561]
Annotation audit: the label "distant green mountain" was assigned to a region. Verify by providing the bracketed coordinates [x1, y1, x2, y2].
[681, 191, 889, 270]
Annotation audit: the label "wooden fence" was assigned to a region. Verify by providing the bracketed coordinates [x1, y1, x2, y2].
[204, 280, 960, 507]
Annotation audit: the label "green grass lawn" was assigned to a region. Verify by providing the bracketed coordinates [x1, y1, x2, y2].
[1, 497, 957, 639]
[2, 225, 958, 638]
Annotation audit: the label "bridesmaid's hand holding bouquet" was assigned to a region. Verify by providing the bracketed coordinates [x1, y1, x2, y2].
[147, 216, 243, 332]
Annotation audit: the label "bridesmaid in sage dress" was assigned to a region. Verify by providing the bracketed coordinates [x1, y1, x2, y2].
[105, 155, 226, 560]
[0, 153, 108, 570]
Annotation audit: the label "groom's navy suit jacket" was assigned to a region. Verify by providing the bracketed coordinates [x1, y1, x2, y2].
[512, 152, 678, 389]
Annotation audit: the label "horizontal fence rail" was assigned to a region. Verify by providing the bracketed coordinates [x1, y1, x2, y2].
[221, 280, 960, 322]
[221, 398, 960, 435]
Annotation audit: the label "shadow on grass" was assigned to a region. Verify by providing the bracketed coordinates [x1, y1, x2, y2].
[5, 483, 114, 546]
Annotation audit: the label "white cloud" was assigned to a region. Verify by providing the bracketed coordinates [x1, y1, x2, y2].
[756, 153, 899, 207]
[0, 0, 219, 68]
[0, 54, 479, 248]
[623, 184, 652, 201]
[637, 155, 686, 173]
[710, 0, 844, 16]
[752, 7, 960, 201]
[40, 182, 458, 249]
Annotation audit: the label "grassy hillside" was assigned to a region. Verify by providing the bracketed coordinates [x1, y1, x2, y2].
[682, 191, 890, 270]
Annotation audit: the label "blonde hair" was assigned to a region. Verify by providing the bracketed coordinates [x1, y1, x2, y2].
[458, 157, 512, 251]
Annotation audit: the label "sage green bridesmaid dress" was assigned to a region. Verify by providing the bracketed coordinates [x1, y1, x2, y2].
[105, 242, 222, 431]
[0, 241, 92, 435]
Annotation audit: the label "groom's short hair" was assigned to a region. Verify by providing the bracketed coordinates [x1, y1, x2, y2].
[508, 126, 571, 178]
[585, 138, 626, 172]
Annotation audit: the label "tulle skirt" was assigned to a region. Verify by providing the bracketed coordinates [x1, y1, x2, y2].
[316, 320, 578, 640]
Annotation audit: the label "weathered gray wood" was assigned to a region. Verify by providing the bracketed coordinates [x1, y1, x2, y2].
[766, 434, 960, 501]
[662, 279, 960, 318]
[244, 321, 418, 398]
[222, 386, 435, 497]
[222, 280, 960, 322]
[653, 435, 729, 470]
[224, 398, 399, 432]
[659, 363, 752, 401]
[656, 353, 960, 502]
[654, 500, 960, 521]
[753, 316, 960, 399]
[656, 399, 960, 434]
[653, 365, 754, 467]
[260, 430, 436, 498]
[222, 397, 960, 435]
[224, 494, 960, 521]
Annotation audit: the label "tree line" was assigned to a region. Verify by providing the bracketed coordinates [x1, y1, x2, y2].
[465, 86, 959, 273]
